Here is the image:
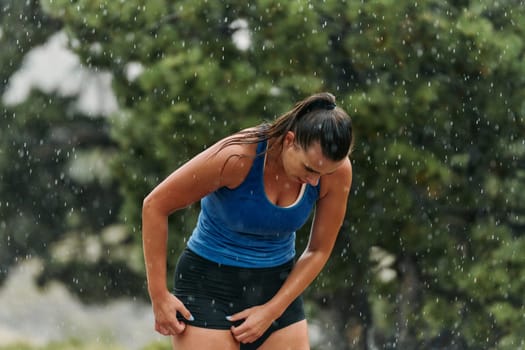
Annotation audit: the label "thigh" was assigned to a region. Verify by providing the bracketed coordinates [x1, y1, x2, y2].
[257, 320, 310, 350]
[172, 325, 239, 350]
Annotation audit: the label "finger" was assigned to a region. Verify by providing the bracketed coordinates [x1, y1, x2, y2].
[235, 332, 256, 344]
[226, 309, 249, 322]
[179, 308, 194, 322]
[155, 323, 171, 336]
[232, 330, 245, 343]
[163, 315, 188, 334]
[173, 298, 194, 322]
[157, 317, 186, 335]
[230, 322, 251, 338]
[232, 324, 263, 343]
[171, 319, 187, 334]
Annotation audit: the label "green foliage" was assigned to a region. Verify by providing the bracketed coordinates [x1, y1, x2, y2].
[33, 0, 525, 348]
[0, 339, 123, 350]
[0, 1, 142, 301]
[333, 0, 525, 347]
[0, 0, 61, 96]
[0, 339, 170, 350]
[140, 340, 171, 350]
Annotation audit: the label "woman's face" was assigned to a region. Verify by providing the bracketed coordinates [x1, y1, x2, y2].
[281, 132, 346, 186]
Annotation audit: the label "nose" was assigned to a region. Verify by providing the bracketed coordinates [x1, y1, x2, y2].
[305, 174, 320, 186]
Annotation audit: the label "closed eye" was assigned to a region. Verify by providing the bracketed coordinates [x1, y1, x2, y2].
[304, 165, 320, 174]
[304, 164, 337, 176]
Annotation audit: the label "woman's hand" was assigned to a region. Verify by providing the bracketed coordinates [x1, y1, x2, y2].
[227, 304, 278, 344]
[151, 291, 193, 336]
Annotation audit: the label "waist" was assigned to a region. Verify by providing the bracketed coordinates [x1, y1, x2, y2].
[187, 223, 296, 268]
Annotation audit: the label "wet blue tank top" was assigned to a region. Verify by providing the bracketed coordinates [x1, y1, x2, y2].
[187, 139, 321, 268]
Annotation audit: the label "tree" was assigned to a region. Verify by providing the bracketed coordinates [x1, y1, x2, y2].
[0, 0, 61, 97]
[0, 0, 62, 279]
[0, 0, 144, 301]
[326, 1, 525, 348]
[42, 0, 525, 348]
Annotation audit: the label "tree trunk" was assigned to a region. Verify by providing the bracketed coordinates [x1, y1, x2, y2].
[395, 255, 422, 349]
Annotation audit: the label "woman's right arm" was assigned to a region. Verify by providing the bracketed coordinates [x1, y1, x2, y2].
[141, 138, 253, 335]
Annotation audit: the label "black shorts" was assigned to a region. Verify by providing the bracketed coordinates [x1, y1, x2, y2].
[173, 248, 305, 349]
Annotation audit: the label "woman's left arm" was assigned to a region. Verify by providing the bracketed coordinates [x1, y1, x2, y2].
[267, 158, 353, 314]
[229, 159, 353, 343]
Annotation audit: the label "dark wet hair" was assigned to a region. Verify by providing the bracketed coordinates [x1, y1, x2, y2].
[291, 94, 353, 160]
[220, 92, 354, 161]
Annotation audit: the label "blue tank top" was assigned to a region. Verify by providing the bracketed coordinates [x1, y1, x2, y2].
[187, 139, 321, 268]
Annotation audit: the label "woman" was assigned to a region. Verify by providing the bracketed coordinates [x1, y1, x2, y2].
[142, 92, 354, 349]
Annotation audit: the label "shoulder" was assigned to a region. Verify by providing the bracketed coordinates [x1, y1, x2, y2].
[319, 158, 352, 199]
[206, 130, 260, 189]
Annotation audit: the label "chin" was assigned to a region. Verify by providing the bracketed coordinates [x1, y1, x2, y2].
[296, 177, 307, 184]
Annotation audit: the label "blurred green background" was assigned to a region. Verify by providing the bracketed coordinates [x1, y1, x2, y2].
[1, 1, 524, 349]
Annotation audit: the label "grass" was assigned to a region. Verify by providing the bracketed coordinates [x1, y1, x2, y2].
[0, 339, 171, 350]
[0, 338, 326, 350]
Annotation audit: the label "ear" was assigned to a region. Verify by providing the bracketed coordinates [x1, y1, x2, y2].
[283, 131, 295, 147]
